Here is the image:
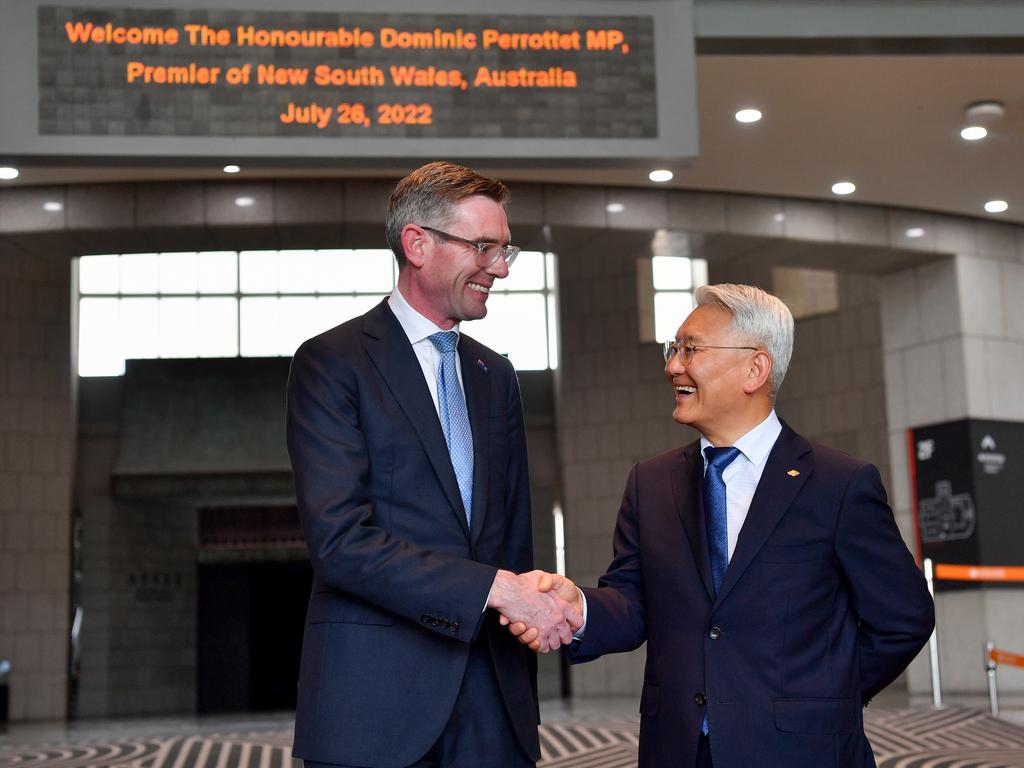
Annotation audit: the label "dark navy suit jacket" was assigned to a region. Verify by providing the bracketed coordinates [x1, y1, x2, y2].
[568, 424, 934, 768]
[286, 300, 539, 767]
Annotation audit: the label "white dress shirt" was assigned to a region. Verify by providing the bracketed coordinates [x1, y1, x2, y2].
[575, 410, 783, 637]
[700, 410, 782, 560]
[387, 287, 465, 417]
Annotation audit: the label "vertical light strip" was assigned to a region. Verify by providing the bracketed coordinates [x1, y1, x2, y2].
[553, 502, 566, 576]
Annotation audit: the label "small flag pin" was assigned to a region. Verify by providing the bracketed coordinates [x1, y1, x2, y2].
[477, 359, 488, 373]
[787, 469, 800, 477]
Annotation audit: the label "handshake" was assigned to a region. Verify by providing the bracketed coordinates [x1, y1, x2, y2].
[486, 569, 583, 653]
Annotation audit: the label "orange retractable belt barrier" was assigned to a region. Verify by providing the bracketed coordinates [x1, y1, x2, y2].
[990, 649, 1024, 669]
[933, 564, 1024, 582]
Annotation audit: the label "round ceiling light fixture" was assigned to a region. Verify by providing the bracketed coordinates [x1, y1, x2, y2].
[965, 100, 1006, 122]
[831, 181, 856, 196]
[960, 126, 988, 141]
[984, 200, 1008, 214]
[735, 108, 762, 124]
[223, 164, 241, 173]
[905, 227, 925, 239]
[234, 196, 255, 207]
[649, 169, 673, 183]
[0, 166, 19, 180]
[42, 201, 63, 212]
[606, 202, 625, 213]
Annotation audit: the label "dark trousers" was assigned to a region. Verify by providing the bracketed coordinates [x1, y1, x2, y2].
[696, 734, 713, 768]
[306, 636, 534, 768]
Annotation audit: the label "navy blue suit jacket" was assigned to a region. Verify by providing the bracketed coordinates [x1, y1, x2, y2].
[286, 300, 539, 767]
[568, 424, 934, 768]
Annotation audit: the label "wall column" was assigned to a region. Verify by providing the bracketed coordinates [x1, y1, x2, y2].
[0, 249, 74, 720]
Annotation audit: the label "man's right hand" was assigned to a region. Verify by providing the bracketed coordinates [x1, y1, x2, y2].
[502, 572, 583, 652]
[486, 570, 582, 652]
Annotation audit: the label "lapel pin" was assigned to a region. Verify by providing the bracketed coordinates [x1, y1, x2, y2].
[787, 469, 800, 477]
[476, 359, 488, 373]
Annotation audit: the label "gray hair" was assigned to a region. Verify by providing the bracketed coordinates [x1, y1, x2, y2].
[695, 283, 794, 400]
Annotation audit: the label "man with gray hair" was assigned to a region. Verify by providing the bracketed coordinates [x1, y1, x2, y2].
[508, 283, 934, 767]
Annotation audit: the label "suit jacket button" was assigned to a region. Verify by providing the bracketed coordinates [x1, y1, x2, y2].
[709, 627, 721, 640]
[441, 619, 451, 629]
[451, 622, 459, 632]
[431, 618, 441, 627]
[695, 692, 707, 706]
[421, 613, 431, 624]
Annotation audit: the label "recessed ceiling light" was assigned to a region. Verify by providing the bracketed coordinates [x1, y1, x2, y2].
[223, 164, 241, 173]
[905, 227, 925, 238]
[960, 126, 988, 141]
[234, 196, 255, 207]
[831, 181, 856, 196]
[649, 169, 673, 183]
[42, 201, 63, 212]
[606, 202, 625, 214]
[772, 212, 785, 223]
[735, 108, 762, 124]
[0, 167, 19, 180]
[984, 200, 1008, 214]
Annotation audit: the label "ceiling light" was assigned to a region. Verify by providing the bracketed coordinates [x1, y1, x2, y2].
[649, 169, 673, 183]
[960, 126, 988, 141]
[234, 196, 255, 207]
[735, 108, 762, 124]
[0, 167, 19, 180]
[42, 201, 63, 212]
[905, 227, 925, 239]
[223, 164, 241, 173]
[984, 200, 1008, 214]
[606, 202, 625, 214]
[772, 212, 785, 223]
[965, 100, 1005, 122]
[831, 181, 856, 196]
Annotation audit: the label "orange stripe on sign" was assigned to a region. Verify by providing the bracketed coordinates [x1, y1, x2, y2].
[991, 649, 1024, 669]
[933, 564, 1024, 582]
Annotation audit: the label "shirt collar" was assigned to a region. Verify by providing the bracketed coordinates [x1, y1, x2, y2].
[388, 286, 460, 346]
[700, 410, 782, 468]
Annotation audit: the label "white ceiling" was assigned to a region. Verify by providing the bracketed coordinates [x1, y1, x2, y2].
[5, 53, 1023, 225]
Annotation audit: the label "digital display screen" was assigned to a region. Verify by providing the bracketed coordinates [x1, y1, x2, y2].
[38, 6, 657, 140]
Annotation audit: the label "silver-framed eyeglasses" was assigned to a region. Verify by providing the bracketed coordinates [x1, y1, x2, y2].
[663, 340, 759, 364]
[421, 225, 520, 269]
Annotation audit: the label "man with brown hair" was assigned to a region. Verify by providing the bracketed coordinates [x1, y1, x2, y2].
[287, 161, 580, 767]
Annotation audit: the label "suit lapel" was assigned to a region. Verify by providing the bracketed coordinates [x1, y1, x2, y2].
[671, 441, 715, 601]
[361, 301, 470, 538]
[715, 424, 812, 606]
[460, 340, 490, 544]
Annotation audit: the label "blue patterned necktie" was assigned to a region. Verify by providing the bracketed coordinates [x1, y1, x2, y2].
[428, 332, 474, 526]
[701, 445, 741, 736]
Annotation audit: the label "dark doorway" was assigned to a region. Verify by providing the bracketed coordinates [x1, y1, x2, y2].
[198, 560, 312, 713]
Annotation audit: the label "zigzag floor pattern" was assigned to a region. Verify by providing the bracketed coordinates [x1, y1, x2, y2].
[1, 706, 1022, 767]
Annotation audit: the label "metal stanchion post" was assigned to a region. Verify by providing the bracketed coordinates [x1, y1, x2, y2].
[985, 641, 999, 717]
[924, 558, 942, 707]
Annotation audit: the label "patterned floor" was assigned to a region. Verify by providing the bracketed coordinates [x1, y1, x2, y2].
[1, 705, 1023, 767]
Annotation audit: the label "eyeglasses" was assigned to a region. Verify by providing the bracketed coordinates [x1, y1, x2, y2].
[663, 340, 759, 364]
[422, 226, 520, 269]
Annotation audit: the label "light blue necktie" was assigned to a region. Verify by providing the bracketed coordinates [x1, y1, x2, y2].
[428, 332, 474, 526]
[701, 445, 741, 736]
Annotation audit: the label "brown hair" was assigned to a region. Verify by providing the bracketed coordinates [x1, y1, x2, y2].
[386, 161, 510, 267]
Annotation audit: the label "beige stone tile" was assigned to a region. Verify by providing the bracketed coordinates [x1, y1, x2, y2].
[956, 255, 1004, 337]
[725, 195, 784, 237]
[668, 190, 727, 232]
[781, 200, 838, 242]
[837, 204, 888, 246]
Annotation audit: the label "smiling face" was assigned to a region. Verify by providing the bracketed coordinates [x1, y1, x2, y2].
[665, 303, 771, 446]
[400, 194, 510, 329]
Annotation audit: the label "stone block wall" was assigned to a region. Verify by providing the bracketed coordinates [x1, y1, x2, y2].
[0, 249, 74, 720]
